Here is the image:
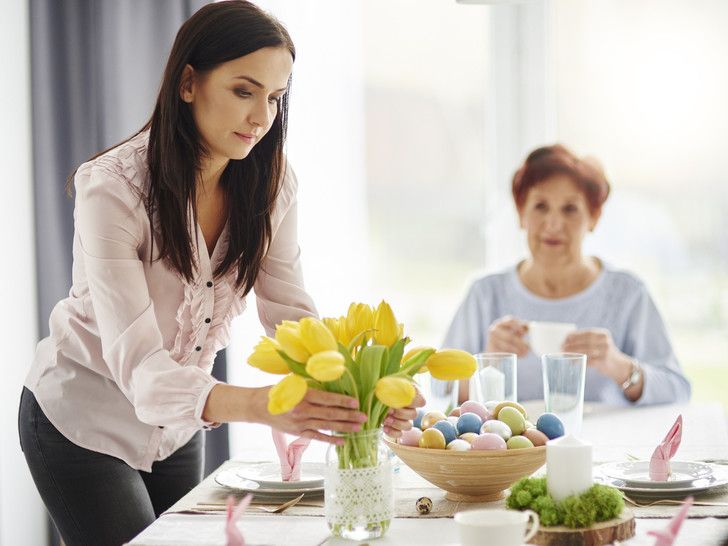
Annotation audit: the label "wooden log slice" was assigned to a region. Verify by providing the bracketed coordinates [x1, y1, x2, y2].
[531, 509, 635, 546]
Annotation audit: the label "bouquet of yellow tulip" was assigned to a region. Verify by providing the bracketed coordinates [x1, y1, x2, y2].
[248, 301, 476, 469]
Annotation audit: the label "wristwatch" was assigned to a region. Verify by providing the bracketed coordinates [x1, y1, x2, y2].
[621, 359, 643, 391]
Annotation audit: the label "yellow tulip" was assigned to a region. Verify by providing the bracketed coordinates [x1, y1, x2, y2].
[345, 302, 374, 343]
[373, 300, 400, 346]
[267, 373, 308, 415]
[306, 350, 346, 382]
[402, 346, 436, 373]
[374, 376, 416, 408]
[247, 336, 290, 374]
[299, 317, 338, 354]
[425, 349, 477, 380]
[322, 317, 340, 340]
[274, 321, 310, 363]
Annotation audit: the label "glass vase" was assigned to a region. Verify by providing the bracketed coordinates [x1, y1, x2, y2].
[325, 428, 393, 540]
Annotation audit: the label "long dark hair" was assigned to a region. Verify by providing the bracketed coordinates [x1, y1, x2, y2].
[72, 1, 295, 295]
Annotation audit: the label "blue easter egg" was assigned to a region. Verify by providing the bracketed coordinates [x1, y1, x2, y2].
[536, 413, 565, 439]
[413, 409, 426, 430]
[432, 419, 458, 445]
[456, 412, 483, 435]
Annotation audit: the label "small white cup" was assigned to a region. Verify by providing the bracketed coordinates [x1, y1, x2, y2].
[455, 508, 539, 546]
[527, 321, 577, 355]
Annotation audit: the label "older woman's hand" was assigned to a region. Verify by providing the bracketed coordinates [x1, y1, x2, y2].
[486, 315, 529, 357]
[562, 328, 632, 383]
[383, 388, 426, 438]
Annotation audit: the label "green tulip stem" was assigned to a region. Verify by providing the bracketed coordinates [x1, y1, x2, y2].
[342, 368, 359, 403]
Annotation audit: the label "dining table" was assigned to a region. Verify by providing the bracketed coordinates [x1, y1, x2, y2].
[127, 401, 728, 546]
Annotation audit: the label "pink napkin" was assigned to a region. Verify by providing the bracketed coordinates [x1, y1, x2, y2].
[647, 495, 693, 546]
[649, 415, 683, 481]
[272, 429, 311, 482]
[225, 494, 252, 546]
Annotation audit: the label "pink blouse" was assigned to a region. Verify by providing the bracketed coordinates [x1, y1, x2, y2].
[25, 131, 316, 471]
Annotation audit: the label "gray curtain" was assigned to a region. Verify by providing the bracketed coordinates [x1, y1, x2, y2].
[30, 1, 228, 542]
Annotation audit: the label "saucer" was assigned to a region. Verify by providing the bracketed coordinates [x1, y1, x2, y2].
[594, 472, 728, 497]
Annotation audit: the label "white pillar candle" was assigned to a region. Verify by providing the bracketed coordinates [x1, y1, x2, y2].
[546, 434, 593, 501]
[480, 365, 505, 402]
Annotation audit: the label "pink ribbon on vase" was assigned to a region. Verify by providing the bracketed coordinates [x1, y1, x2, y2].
[649, 415, 683, 481]
[647, 495, 693, 546]
[272, 429, 311, 482]
[225, 494, 253, 546]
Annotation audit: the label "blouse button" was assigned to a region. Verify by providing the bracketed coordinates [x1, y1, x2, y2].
[205, 318, 211, 324]
[195, 346, 202, 351]
[206, 281, 213, 287]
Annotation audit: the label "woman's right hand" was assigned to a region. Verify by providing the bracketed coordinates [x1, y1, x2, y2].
[485, 315, 529, 357]
[256, 386, 368, 445]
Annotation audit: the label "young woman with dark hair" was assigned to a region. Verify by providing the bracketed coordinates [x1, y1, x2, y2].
[19, 3, 420, 545]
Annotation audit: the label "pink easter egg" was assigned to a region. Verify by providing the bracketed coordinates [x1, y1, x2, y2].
[399, 427, 423, 447]
[449, 407, 462, 417]
[522, 428, 549, 447]
[460, 401, 488, 420]
[470, 432, 507, 451]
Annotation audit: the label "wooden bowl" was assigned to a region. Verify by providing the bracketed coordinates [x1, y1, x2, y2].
[384, 438, 546, 502]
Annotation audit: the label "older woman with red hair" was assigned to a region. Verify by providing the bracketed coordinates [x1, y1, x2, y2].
[444, 144, 690, 405]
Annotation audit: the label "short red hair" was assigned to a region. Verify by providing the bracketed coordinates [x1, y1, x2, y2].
[512, 144, 610, 214]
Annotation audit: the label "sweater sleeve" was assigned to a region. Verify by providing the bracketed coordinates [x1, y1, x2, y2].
[75, 161, 219, 429]
[254, 164, 317, 335]
[622, 283, 691, 405]
[443, 281, 490, 353]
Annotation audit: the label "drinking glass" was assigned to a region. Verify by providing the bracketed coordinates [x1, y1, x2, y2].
[471, 353, 517, 403]
[541, 353, 586, 435]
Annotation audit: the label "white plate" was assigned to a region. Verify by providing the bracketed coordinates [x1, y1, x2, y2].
[234, 462, 325, 489]
[598, 461, 713, 488]
[594, 472, 728, 497]
[215, 468, 324, 496]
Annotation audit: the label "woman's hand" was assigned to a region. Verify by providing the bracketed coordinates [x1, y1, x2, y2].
[258, 387, 368, 445]
[383, 389, 426, 438]
[562, 328, 631, 383]
[486, 315, 529, 357]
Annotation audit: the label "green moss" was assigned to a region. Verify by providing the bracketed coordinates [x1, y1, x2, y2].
[505, 477, 623, 528]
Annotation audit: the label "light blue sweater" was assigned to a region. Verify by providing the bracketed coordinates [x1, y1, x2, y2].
[443, 263, 691, 406]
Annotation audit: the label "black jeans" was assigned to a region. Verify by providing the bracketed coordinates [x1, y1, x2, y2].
[18, 387, 204, 546]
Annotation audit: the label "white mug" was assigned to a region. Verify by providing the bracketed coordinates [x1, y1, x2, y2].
[527, 321, 577, 355]
[454, 508, 540, 546]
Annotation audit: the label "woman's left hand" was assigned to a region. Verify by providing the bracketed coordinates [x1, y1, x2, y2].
[562, 328, 629, 382]
[382, 389, 426, 438]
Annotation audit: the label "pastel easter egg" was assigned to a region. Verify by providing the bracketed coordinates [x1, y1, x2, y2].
[456, 412, 483, 435]
[399, 427, 423, 447]
[471, 432, 507, 451]
[522, 428, 549, 447]
[413, 409, 426, 430]
[536, 413, 565, 440]
[459, 432, 479, 444]
[480, 419, 512, 441]
[421, 411, 448, 430]
[484, 400, 500, 414]
[506, 436, 534, 450]
[449, 407, 462, 417]
[460, 400, 488, 420]
[498, 406, 526, 435]
[447, 416, 460, 427]
[433, 419, 458, 445]
[494, 401, 528, 420]
[419, 427, 446, 449]
[446, 439, 472, 451]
